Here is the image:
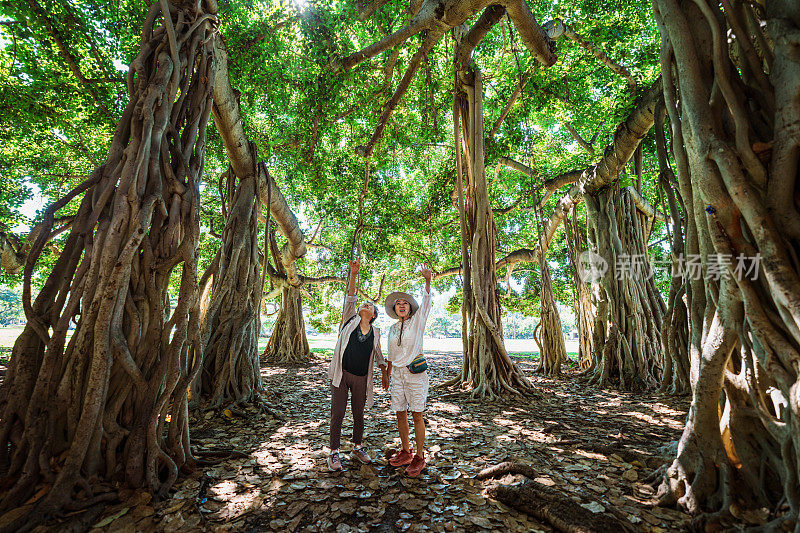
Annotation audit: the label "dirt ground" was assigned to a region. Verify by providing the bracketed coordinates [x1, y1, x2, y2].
[83, 351, 693, 532]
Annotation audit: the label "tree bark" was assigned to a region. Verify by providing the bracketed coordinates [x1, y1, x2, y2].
[564, 207, 593, 370]
[211, 36, 309, 367]
[443, 36, 533, 399]
[653, 0, 800, 522]
[533, 259, 568, 376]
[0, 3, 217, 529]
[584, 186, 665, 391]
[193, 169, 264, 408]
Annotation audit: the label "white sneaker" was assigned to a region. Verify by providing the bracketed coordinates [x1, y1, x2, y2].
[352, 446, 371, 464]
[327, 451, 342, 471]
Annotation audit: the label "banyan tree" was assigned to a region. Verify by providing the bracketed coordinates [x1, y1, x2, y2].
[584, 184, 666, 390]
[0, 2, 217, 529]
[335, 0, 557, 396]
[209, 38, 309, 372]
[447, 22, 537, 397]
[653, 0, 800, 522]
[1, 0, 799, 527]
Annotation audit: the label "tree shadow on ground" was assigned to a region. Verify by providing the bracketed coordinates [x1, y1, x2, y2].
[87, 351, 692, 532]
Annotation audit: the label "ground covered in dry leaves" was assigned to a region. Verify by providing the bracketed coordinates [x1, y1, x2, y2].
[90, 351, 693, 532]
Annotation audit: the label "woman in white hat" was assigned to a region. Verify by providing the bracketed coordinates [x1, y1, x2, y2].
[385, 264, 432, 477]
[327, 259, 388, 471]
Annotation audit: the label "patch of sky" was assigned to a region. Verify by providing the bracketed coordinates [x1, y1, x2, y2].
[15, 183, 44, 233]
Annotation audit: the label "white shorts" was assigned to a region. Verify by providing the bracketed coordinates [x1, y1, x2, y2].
[390, 365, 429, 412]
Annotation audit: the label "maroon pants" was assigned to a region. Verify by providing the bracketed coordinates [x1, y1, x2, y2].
[330, 370, 368, 450]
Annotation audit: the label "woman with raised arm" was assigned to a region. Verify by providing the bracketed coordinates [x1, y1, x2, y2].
[327, 259, 388, 471]
[385, 264, 432, 477]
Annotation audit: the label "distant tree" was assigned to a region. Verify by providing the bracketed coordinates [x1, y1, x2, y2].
[0, 286, 24, 323]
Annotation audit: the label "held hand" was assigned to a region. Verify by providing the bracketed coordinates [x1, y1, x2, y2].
[349, 259, 360, 277]
[419, 263, 432, 281]
[381, 367, 390, 390]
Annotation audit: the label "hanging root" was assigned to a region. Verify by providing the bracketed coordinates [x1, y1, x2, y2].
[584, 187, 664, 392]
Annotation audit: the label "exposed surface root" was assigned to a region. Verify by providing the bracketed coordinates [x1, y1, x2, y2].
[476, 461, 538, 480]
[484, 470, 637, 532]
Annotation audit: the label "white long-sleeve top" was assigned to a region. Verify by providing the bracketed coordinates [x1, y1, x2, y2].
[387, 288, 432, 367]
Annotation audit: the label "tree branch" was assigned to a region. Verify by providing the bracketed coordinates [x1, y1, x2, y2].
[357, 29, 444, 157]
[488, 67, 531, 141]
[451, 78, 663, 274]
[244, 18, 293, 50]
[561, 120, 594, 154]
[502, 0, 557, 66]
[543, 169, 585, 191]
[454, 5, 507, 67]
[498, 156, 537, 178]
[212, 37, 306, 285]
[624, 186, 667, 222]
[494, 196, 524, 215]
[546, 19, 637, 92]
[356, 0, 394, 21]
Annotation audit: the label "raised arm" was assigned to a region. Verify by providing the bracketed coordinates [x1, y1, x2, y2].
[339, 259, 359, 329]
[347, 259, 358, 297]
[418, 263, 432, 321]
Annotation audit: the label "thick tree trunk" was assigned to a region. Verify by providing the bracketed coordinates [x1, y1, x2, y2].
[564, 207, 593, 370]
[210, 36, 308, 369]
[533, 262, 568, 376]
[584, 186, 665, 391]
[654, 0, 800, 522]
[444, 44, 533, 398]
[194, 170, 263, 407]
[263, 285, 310, 365]
[0, 3, 216, 530]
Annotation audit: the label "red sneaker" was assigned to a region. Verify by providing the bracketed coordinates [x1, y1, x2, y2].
[405, 455, 426, 477]
[389, 449, 414, 466]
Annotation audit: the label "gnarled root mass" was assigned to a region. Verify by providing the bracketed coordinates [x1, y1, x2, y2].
[654, 0, 800, 523]
[0, 2, 217, 530]
[263, 285, 310, 365]
[533, 259, 568, 376]
[584, 186, 665, 391]
[194, 170, 264, 408]
[564, 208, 593, 370]
[443, 53, 533, 399]
[478, 462, 636, 532]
